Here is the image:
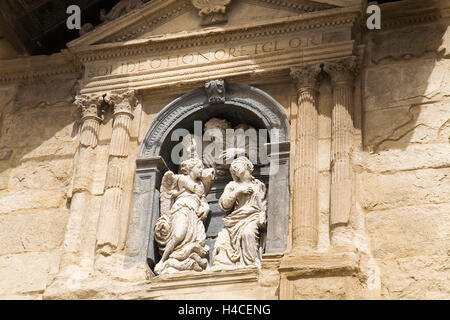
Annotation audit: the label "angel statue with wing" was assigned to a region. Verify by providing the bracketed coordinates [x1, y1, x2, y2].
[154, 157, 215, 275]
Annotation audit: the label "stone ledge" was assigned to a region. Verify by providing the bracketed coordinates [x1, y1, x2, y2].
[279, 249, 361, 279]
[148, 268, 259, 291]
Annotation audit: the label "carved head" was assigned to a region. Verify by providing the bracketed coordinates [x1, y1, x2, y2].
[204, 117, 232, 143]
[179, 157, 204, 179]
[229, 156, 253, 182]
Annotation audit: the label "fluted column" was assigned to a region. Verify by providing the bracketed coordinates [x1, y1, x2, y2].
[325, 58, 357, 248]
[63, 95, 104, 264]
[96, 91, 136, 256]
[290, 65, 321, 250]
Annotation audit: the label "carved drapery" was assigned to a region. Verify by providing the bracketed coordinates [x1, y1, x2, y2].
[290, 65, 321, 250]
[96, 91, 136, 256]
[324, 58, 357, 248]
[62, 95, 104, 266]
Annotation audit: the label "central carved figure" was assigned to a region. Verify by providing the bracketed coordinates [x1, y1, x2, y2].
[154, 158, 214, 275]
[212, 157, 267, 268]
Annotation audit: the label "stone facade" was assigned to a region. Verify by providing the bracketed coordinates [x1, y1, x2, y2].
[0, 0, 449, 300]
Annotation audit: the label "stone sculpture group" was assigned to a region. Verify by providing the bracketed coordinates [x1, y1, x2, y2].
[154, 118, 267, 275]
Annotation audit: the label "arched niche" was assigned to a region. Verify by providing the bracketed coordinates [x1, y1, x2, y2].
[125, 82, 290, 272]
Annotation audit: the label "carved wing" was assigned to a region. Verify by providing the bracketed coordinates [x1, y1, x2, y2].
[160, 171, 177, 217]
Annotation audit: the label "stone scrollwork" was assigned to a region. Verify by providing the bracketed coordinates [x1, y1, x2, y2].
[212, 156, 267, 269]
[324, 58, 358, 86]
[154, 158, 215, 275]
[191, 0, 231, 25]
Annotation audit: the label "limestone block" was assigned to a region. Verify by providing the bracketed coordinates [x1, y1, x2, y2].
[378, 256, 450, 299]
[293, 276, 365, 300]
[8, 159, 74, 191]
[370, 24, 448, 64]
[364, 102, 450, 151]
[0, 107, 76, 149]
[0, 210, 68, 255]
[361, 168, 450, 210]
[14, 141, 77, 162]
[367, 204, 450, 259]
[14, 79, 77, 112]
[364, 59, 450, 111]
[0, 190, 65, 215]
[365, 144, 450, 173]
[0, 252, 61, 295]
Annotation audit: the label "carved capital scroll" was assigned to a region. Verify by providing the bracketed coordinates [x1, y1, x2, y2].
[105, 91, 137, 118]
[324, 58, 358, 87]
[290, 64, 322, 93]
[74, 95, 104, 148]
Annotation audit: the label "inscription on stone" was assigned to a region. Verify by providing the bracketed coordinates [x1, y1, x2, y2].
[86, 34, 322, 78]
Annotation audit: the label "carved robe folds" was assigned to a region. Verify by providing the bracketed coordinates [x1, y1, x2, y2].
[154, 158, 214, 274]
[212, 157, 267, 268]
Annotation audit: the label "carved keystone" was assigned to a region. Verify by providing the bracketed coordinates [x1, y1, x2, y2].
[205, 79, 226, 104]
[191, 0, 232, 26]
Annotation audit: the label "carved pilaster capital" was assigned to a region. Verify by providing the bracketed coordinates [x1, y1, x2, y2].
[105, 91, 137, 118]
[324, 58, 359, 87]
[205, 79, 226, 104]
[290, 64, 322, 92]
[74, 95, 104, 122]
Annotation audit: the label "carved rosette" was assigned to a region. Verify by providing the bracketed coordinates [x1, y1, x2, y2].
[191, 0, 231, 25]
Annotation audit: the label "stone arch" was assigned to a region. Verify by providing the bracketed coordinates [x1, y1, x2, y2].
[125, 82, 291, 271]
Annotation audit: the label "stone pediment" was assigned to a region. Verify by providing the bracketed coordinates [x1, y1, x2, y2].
[67, 0, 360, 48]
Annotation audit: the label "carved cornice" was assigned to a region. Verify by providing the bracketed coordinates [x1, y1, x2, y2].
[290, 64, 322, 91]
[246, 0, 336, 13]
[103, 0, 192, 44]
[377, 0, 443, 30]
[74, 8, 359, 63]
[104, 91, 137, 118]
[323, 57, 358, 87]
[0, 52, 80, 84]
[74, 94, 105, 121]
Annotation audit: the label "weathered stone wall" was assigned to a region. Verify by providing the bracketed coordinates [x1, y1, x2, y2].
[362, 20, 450, 299]
[0, 79, 77, 299]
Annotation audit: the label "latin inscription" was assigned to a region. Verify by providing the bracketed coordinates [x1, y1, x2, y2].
[86, 34, 322, 78]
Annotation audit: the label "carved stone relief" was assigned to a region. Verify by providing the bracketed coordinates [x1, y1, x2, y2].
[212, 156, 267, 269]
[191, 0, 231, 26]
[154, 158, 215, 274]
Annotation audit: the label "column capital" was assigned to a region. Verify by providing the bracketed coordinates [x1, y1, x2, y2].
[74, 94, 104, 122]
[290, 64, 322, 91]
[324, 58, 359, 87]
[105, 90, 137, 118]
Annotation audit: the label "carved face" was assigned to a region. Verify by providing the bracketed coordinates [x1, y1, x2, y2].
[230, 157, 253, 182]
[190, 162, 203, 180]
